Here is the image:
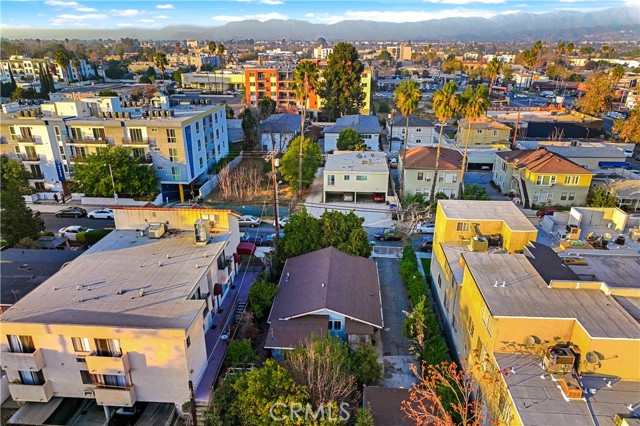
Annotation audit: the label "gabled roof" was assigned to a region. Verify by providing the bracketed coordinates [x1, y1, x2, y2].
[496, 148, 593, 175]
[391, 115, 434, 127]
[399, 146, 462, 170]
[323, 114, 381, 134]
[268, 247, 383, 328]
[259, 113, 300, 134]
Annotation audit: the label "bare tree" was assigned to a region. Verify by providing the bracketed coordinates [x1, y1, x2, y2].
[217, 160, 264, 200]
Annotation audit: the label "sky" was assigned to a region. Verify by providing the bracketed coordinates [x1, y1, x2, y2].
[1, 0, 637, 29]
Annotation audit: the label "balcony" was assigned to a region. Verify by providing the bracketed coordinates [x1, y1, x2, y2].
[94, 385, 136, 407]
[28, 172, 45, 180]
[15, 135, 37, 144]
[121, 137, 154, 146]
[134, 155, 153, 164]
[66, 137, 109, 145]
[1, 348, 45, 371]
[8, 380, 53, 402]
[85, 351, 130, 375]
[19, 153, 41, 162]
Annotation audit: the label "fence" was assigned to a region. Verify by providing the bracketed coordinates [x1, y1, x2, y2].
[198, 153, 244, 199]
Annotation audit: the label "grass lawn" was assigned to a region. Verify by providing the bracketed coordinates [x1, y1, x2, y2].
[420, 257, 431, 278]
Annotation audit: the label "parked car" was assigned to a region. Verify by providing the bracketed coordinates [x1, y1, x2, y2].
[273, 217, 290, 228]
[88, 208, 114, 219]
[635, 154, 640, 161]
[241, 233, 264, 246]
[264, 232, 285, 246]
[375, 227, 403, 241]
[415, 222, 435, 234]
[373, 194, 385, 203]
[623, 149, 634, 158]
[420, 236, 433, 252]
[515, 93, 527, 98]
[59, 225, 93, 241]
[536, 207, 557, 218]
[238, 215, 261, 227]
[55, 207, 87, 218]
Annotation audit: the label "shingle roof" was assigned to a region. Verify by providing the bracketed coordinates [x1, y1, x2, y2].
[545, 145, 626, 160]
[323, 114, 381, 134]
[609, 179, 640, 199]
[391, 115, 434, 127]
[496, 149, 593, 175]
[268, 247, 383, 327]
[399, 146, 463, 170]
[259, 113, 300, 134]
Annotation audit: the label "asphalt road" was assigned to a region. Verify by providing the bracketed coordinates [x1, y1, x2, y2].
[376, 257, 412, 356]
[43, 214, 114, 234]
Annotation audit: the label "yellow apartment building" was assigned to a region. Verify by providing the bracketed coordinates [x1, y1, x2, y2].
[430, 200, 640, 425]
[1, 207, 241, 420]
[456, 117, 512, 147]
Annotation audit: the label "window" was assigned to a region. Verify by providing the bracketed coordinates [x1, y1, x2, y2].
[416, 139, 422, 144]
[9, 126, 18, 140]
[481, 305, 493, 337]
[535, 175, 556, 186]
[171, 167, 181, 181]
[195, 121, 200, 134]
[70, 127, 83, 140]
[467, 315, 475, 337]
[493, 130, 498, 136]
[94, 374, 128, 388]
[199, 157, 204, 168]
[327, 175, 335, 186]
[437, 274, 442, 288]
[356, 175, 367, 181]
[417, 172, 424, 181]
[560, 192, 567, 201]
[80, 370, 93, 385]
[568, 192, 575, 201]
[197, 140, 202, 151]
[7, 335, 35, 353]
[328, 320, 342, 331]
[416, 128, 422, 132]
[564, 176, 579, 185]
[186, 336, 191, 348]
[456, 222, 470, 232]
[54, 126, 62, 142]
[94, 338, 122, 357]
[18, 370, 45, 386]
[166, 129, 176, 143]
[344, 175, 350, 181]
[129, 128, 143, 142]
[72, 337, 90, 352]
[476, 129, 482, 134]
[169, 148, 179, 162]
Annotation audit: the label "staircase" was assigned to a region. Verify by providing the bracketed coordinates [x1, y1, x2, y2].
[194, 400, 210, 426]
[519, 177, 531, 209]
[234, 301, 247, 324]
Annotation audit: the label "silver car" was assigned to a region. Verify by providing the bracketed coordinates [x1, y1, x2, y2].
[238, 215, 261, 227]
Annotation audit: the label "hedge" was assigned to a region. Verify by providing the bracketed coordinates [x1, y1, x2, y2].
[400, 245, 426, 306]
[76, 229, 112, 244]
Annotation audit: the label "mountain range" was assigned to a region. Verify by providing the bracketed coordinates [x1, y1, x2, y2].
[3, 6, 638, 41]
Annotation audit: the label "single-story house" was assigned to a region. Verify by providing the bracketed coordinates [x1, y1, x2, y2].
[544, 145, 626, 170]
[266, 247, 384, 357]
[323, 115, 381, 153]
[259, 113, 300, 152]
[323, 151, 390, 203]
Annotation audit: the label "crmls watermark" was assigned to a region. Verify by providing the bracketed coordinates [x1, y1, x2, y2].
[270, 402, 351, 422]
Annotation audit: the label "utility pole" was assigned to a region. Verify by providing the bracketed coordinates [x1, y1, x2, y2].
[512, 110, 521, 150]
[271, 155, 280, 259]
[106, 163, 118, 205]
[188, 380, 198, 426]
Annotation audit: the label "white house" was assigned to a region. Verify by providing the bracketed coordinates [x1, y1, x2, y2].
[388, 115, 437, 149]
[259, 114, 300, 152]
[323, 151, 390, 203]
[323, 115, 381, 153]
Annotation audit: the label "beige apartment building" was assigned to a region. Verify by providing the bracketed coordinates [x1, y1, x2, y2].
[456, 117, 512, 146]
[1, 207, 241, 419]
[399, 146, 463, 199]
[323, 151, 390, 203]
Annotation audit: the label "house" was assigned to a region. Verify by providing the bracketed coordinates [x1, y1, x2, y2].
[494, 148, 594, 208]
[323, 115, 381, 153]
[592, 178, 640, 212]
[0, 207, 242, 419]
[543, 145, 626, 170]
[455, 117, 512, 147]
[387, 115, 437, 149]
[265, 247, 383, 357]
[362, 387, 413, 426]
[259, 113, 300, 152]
[323, 151, 390, 203]
[399, 146, 463, 199]
[429, 200, 640, 426]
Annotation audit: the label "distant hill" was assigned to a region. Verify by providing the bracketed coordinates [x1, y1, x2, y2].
[2, 6, 638, 41]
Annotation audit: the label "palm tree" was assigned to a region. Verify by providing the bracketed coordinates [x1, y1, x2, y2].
[291, 60, 320, 199]
[55, 48, 71, 84]
[154, 52, 168, 90]
[457, 85, 489, 198]
[208, 41, 216, 56]
[72, 58, 81, 82]
[217, 43, 225, 66]
[430, 81, 459, 203]
[394, 78, 422, 195]
[566, 42, 575, 57]
[485, 57, 501, 96]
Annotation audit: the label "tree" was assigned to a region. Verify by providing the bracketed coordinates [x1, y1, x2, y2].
[225, 104, 235, 119]
[575, 72, 614, 116]
[278, 207, 324, 260]
[377, 49, 393, 62]
[247, 279, 278, 320]
[566, 42, 575, 56]
[55, 48, 70, 83]
[430, 81, 459, 203]
[347, 342, 382, 387]
[336, 128, 366, 151]
[232, 359, 309, 426]
[319, 210, 371, 257]
[217, 43, 225, 66]
[462, 184, 489, 200]
[484, 57, 501, 95]
[223, 339, 257, 370]
[0, 156, 39, 246]
[610, 64, 625, 89]
[457, 85, 489, 197]
[71, 146, 158, 199]
[279, 136, 321, 194]
[319, 42, 365, 121]
[239, 108, 259, 151]
[402, 295, 448, 364]
[208, 41, 216, 57]
[291, 60, 320, 199]
[98, 89, 118, 97]
[587, 188, 618, 208]
[172, 68, 183, 84]
[395, 78, 422, 194]
[146, 66, 156, 77]
[258, 96, 276, 120]
[153, 51, 168, 81]
[613, 106, 640, 143]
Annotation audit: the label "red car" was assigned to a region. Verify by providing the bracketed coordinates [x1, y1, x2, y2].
[373, 194, 385, 203]
[536, 207, 557, 218]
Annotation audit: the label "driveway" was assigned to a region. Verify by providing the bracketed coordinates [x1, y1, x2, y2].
[464, 171, 508, 201]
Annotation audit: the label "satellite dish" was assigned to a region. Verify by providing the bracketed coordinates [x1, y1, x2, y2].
[586, 351, 599, 364]
[525, 336, 536, 349]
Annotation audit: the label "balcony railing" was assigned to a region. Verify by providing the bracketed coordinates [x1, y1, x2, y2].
[134, 155, 153, 164]
[122, 137, 153, 145]
[28, 172, 45, 180]
[1, 348, 45, 371]
[94, 384, 136, 407]
[19, 153, 41, 162]
[8, 380, 53, 403]
[16, 135, 37, 143]
[85, 351, 130, 375]
[66, 137, 109, 145]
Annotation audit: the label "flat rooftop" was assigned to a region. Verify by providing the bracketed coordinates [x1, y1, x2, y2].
[567, 255, 640, 288]
[439, 200, 537, 232]
[324, 151, 389, 174]
[488, 110, 601, 124]
[2, 230, 230, 329]
[461, 252, 640, 339]
[496, 353, 640, 426]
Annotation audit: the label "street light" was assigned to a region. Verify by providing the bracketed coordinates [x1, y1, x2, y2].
[105, 163, 118, 205]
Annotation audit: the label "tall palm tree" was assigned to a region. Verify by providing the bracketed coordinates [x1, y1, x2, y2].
[208, 41, 216, 56]
[216, 43, 225, 66]
[457, 85, 489, 198]
[394, 78, 422, 195]
[55, 48, 70, 83]
[291, 60, 320, 199]
[566, 42, 575, 57]
[485, 57, 501, 96]
[154, 52, 168, 90]
[430, 81, 459, 203]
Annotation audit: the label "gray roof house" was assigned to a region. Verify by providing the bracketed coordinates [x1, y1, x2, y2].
[388, 115, 437, 150]
[259, 113, 300, 152]
[266, 247, 383, 353]
[323, 115, 381, 153]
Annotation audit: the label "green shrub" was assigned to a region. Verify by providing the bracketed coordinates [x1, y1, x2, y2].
[223, 339, 257, 370]
[348, 343, 382, 386]
[76, 229, 112, 244]
[248, 280, 278, 320]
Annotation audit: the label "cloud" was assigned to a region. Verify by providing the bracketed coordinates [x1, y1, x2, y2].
[156, 4, 174, 9]
[111, 9, 140, 17]
[44, 0, 96, 12]
[260, 0, 284, 4]
[423, 0, 505, 3]
[139, 19, 156, 23]
[117, 23, 135, 27]
[156, 15, 169, 19]
[49, 13, 107, 25]
[211, 12, 289, 22]
[305, 8, 507, 24]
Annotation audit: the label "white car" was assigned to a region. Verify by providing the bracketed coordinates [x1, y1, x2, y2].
[515, 93, 527, 98]
[273, 216, 290, 228]
[415, 222, 435, 234]
[88, 208, 114, 219]
[59, 226, 93, 241]
[238, 215, 261, 227]
[623, 149, 634, 158]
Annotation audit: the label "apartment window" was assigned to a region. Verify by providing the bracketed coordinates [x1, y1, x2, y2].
[344, 175, 350, 181]
[467, 316, 475, 337]
[328, 320, 342, 331]
[437, 274, 442, 288]
[327, 175, 335, 186]
[195, 121, 200, 134]
[70, 127, 83, 140]
[171, 167, 181, 181]
[9, 126, 18, 140]
[7, 335, 35, 353]
[560, 192, 567, 201]
[356, 175, 368, 181]
[456, 222, 470, 232]
[92, 128, 106, 140]
[71, 337, 91, 352]
[416, 139, 422, 144]
[564, 175, 579, 185]
[199, 157, 204, 168]
[14, 146, 21, 154]
[129, 128, 143, 142]
[54, 126, 62, 142]
[79, 370, 93, 385]
[476, 129, 482, 133]
[94, 374, 128, 388]
[416, 128, 422, 132]
[94, 338, 122, 357]
[166, 128, 177, 143]
[568, 192, 575, 201]
[417, 172, 424, 181]
[18, 370, 45, 386]
[186, 336, 191, 348]
[493, 130, 498, 136]
[536, 175, 556, 186]
[481, 306, 493, 337]
[215, 129, 219, 139]
[197, 140, 202, 151]
[169, 148, 179, 162]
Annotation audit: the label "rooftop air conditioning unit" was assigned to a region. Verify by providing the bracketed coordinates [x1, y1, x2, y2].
[543, 345, 575, 374]
[149, 223, 167, 239]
